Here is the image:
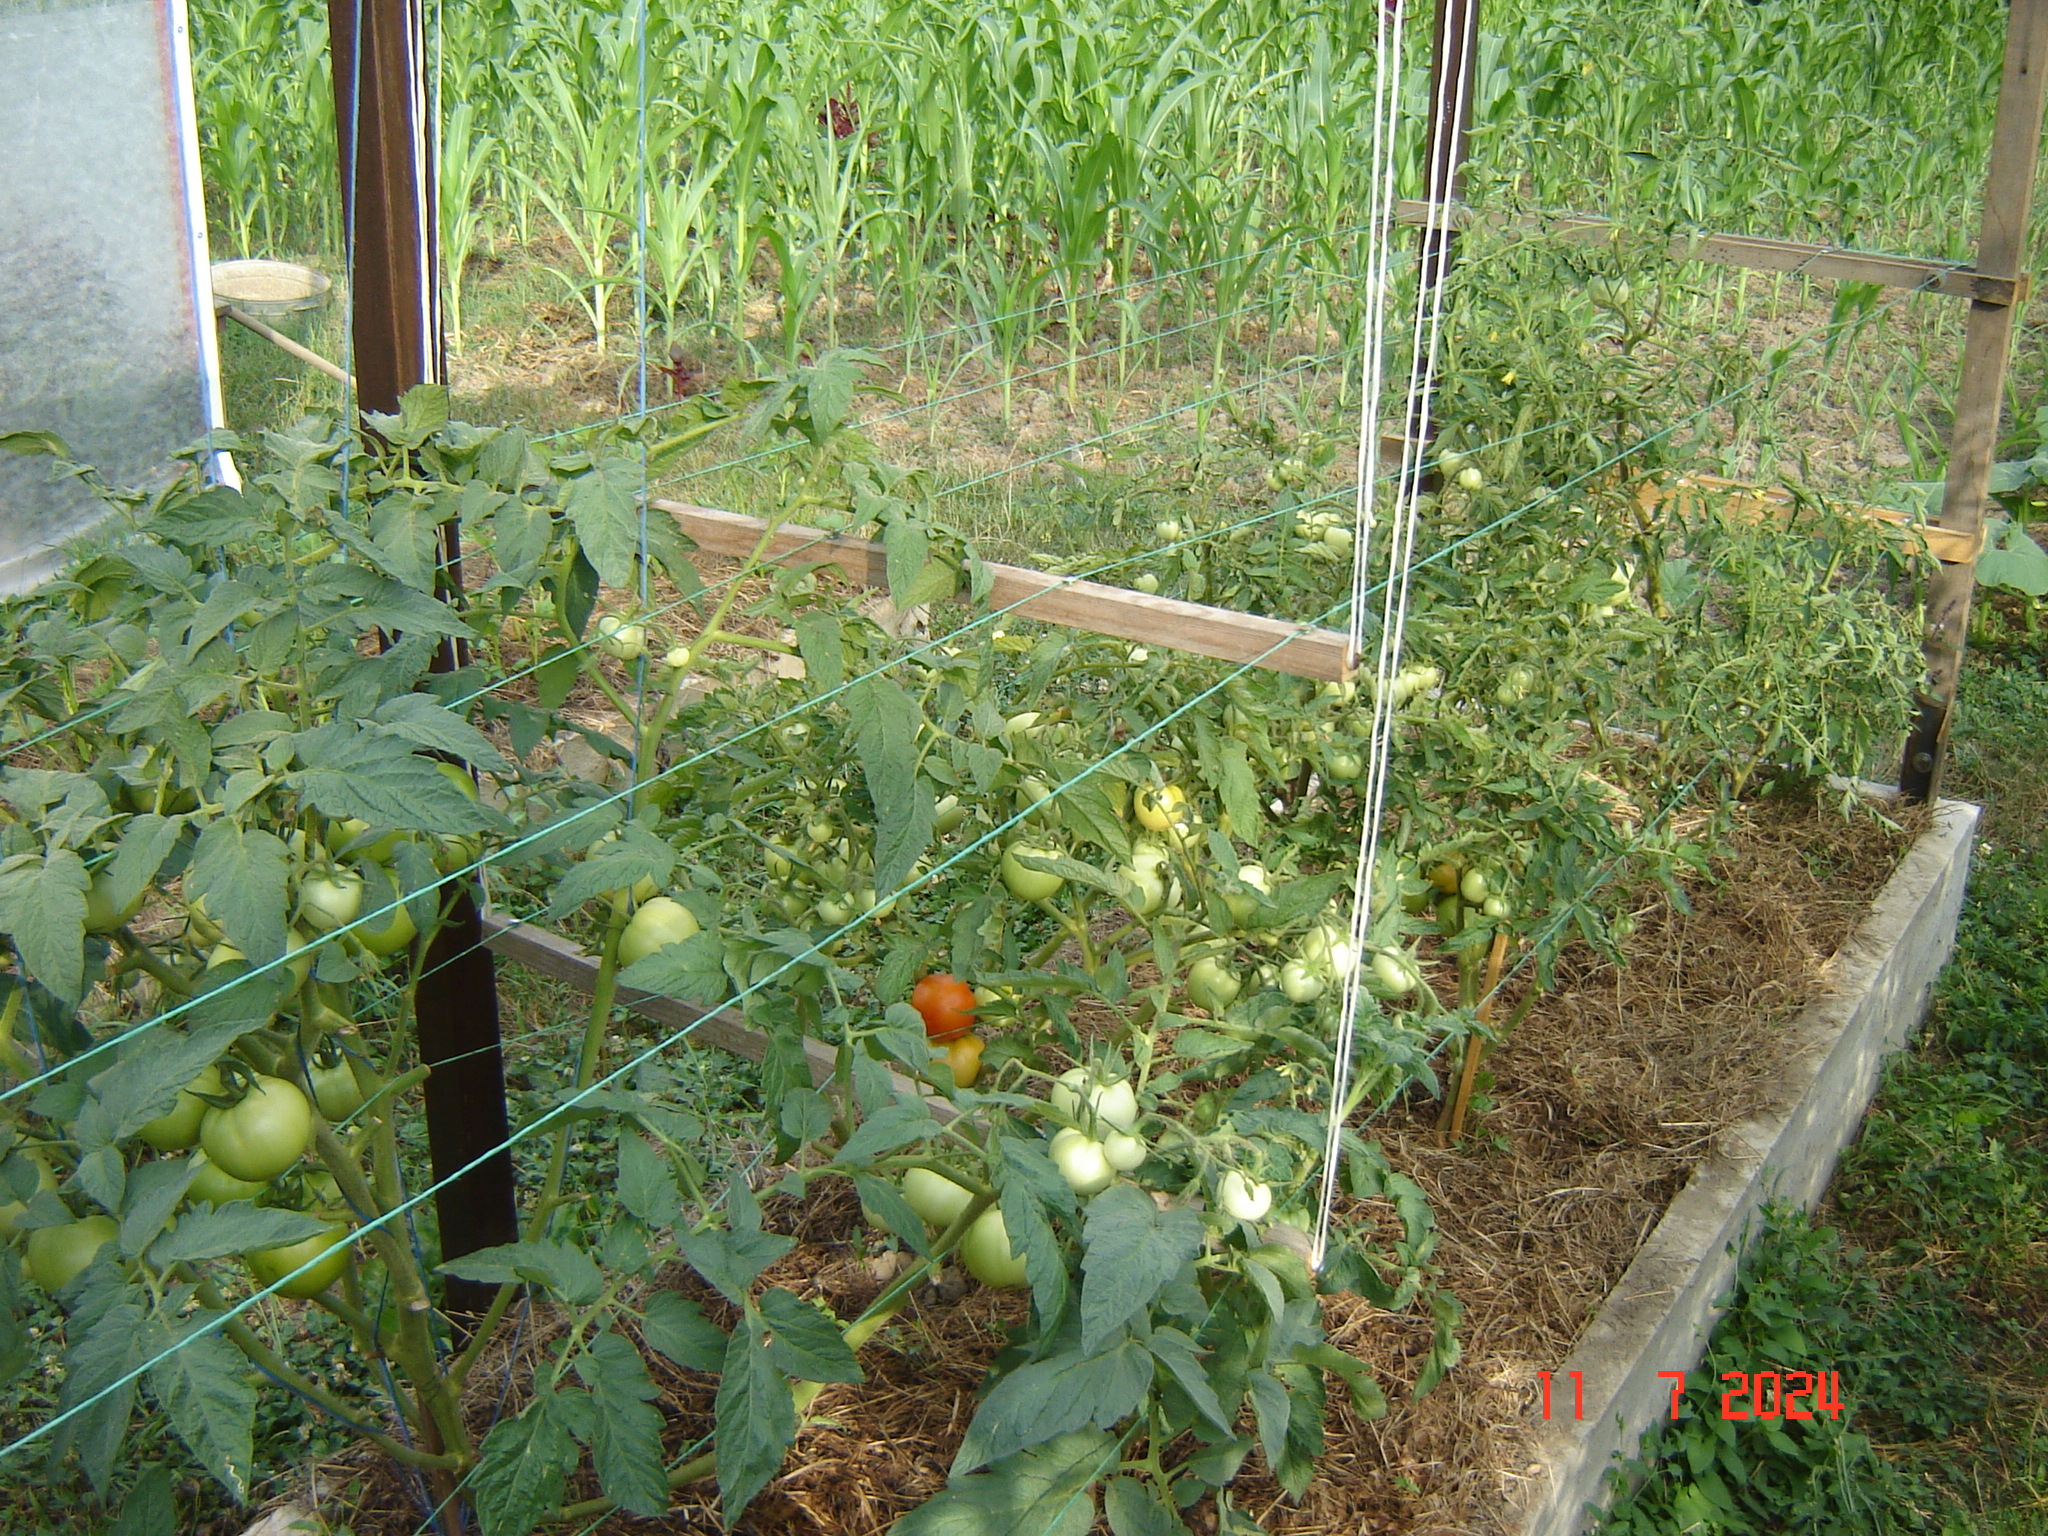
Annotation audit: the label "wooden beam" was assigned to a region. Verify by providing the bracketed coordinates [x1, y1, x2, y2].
[1903, 0, 2048, 801]
[654, 499, 1355, 681]
[1394, 201, 2028, 306]
[479, 914, 959, 1124]
[1637, 474, 1984, 564]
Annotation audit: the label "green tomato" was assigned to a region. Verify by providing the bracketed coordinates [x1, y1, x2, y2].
[618, 897, 701, 968]
[1455, 466, 1485, 491]
[138, 1065, 224, 1153]
[1049, 1128, 1115, 1196]
[933, 795, 967, 836]
[1185, 957, 1242, 1015]
[326, 818, 405, 864]
[185, 1150, 270, 1207]
[308, 1055, 366, 1122]
[1016, 776, 1062, 827]
[356, 898, 419, 959]
[959, 1209, 1028, 1289]
[1280, 960, 1325, 1003]
[1132, 572, 1161, 595]
[1223, 865, 1272, 925]
[82, 870, 144, 934]
[1101, 1130, 1147, 1172]
[200, 1076, 313, 1183]
[901, 1168, 975, 1230]
[1369, 951, 1420, 997]
[26, 1216, 118, 1292]
[1117, 859, 1170, 917]
[1154, 519, 1185, 542]
[298, 871, 364, 933]
[247, 1224, 352, 1299]
[1050, 1070, 1140, 1132]
[1217, 1171, 1273, 1223]
[1460, 868, 1490, 905]
[1326, 751, 1364, 781]
[1000, 846, 1065, 902]
[593, 614, 648, 660]
[1482, 894, 1513, 921]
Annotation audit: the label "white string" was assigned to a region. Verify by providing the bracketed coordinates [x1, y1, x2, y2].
[1313, 0, 1472, 1272]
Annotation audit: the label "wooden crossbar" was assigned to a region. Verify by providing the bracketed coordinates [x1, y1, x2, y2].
[1635, 474, 1983, 563]
[654, 499, 1356, 681]
[1395, 201, 2029, 307]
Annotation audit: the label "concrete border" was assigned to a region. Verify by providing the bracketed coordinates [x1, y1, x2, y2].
[1508, 796, 1981, 1536]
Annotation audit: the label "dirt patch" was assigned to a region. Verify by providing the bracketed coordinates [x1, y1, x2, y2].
[336, 799, 1916, 1536]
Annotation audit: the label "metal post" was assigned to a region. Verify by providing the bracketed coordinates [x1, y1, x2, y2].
[330, 0, 518, 1321]
[1409, 0, 1482, 454]
[1900, 0, 2048, 802]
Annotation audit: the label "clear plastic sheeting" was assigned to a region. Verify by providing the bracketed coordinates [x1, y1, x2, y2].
[0, 0, 225, 594]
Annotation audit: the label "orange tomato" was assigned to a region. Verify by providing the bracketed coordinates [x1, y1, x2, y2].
[935, 1033, 984, 1089]
[911, 973, 977, 1040]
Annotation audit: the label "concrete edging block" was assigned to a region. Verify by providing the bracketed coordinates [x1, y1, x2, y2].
[1508, 797, 1981, 1536]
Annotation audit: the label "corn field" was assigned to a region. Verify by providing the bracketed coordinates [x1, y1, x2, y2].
[191, 0, 2009, 365]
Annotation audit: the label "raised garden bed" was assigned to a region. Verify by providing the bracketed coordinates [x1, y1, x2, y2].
[322, 794, 1967, 1536]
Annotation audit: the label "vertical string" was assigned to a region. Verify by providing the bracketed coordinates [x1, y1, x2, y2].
[630, 0, 652, 797]
[1314, 0, 1471, 1272]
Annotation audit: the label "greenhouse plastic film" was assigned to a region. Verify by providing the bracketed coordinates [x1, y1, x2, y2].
[0, 0, 225, 594]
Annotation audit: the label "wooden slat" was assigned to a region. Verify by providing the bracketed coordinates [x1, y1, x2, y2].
[479, 913, 959, 1123]
[653, 499, 1355, 681]
[1636, 474, 1984, 563]
[1394, 200, 2027, 306]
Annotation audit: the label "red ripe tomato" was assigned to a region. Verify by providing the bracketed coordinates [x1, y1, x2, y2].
[912, 973, 977, 1041]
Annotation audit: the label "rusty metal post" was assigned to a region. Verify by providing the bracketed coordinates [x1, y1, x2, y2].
[1900, 0, 2048, 802]
[330, 0, 518, 1321]
[1408, 0, 1481, 458]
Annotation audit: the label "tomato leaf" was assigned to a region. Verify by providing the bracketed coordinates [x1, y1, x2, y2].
[287, 724, 497, 833]
[641, 1291, 728, 1373]
[117, 1158, 194, 1260]
[149, 1205, 333, 1265]
[845, 675, 933, 895]
[1052, 773, 1131, 861]
[439, 1240, 604, 1306]
[615, 1133, 682, 1228]
[715, 1308, 799, 1524]
[1079, 1186, 1204, 1356]
[1216, 741, 1264, 842]
[99, 812, 182, 915]
[1144, 1329, 1233, 1438]
[563, 453, 646, 589]
[615, 929, 728, 1006]
[188, 819, 289, 967]
[547, 823, 675, 919]
[759, 1287, 864, 1383]
[51, 1298, 145, 1495]
[853, 1172, 931, 1257]
[793, 611, 847, 690]
[892, 1429, 1112, 1536]
[146, 1315, 255, 1502]
[110, 1464, 176, 1536]
[1104, 1476, 1188, 1536]
[77, 1014, 261, 1150]
[574, 1332, 670, 1518]
[953, 1342, 1151, 1474]
[835, 1102, 939, 1167]
[0, 845, 89, 1003]
[674, 1225, 794, 1307]
[470, 1387, 585, 1536]
[997, 1139, 1073, 1328]
[370, 694, 513, 773]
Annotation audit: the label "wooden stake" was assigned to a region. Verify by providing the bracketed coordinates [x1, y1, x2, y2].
[329, 0, 517, 1324]
[1438, 928, 1509, 1146]
[1901, 0, 2048, 802]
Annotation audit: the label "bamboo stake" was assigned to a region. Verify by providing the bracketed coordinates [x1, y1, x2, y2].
[1438, 928, 1510, 1146]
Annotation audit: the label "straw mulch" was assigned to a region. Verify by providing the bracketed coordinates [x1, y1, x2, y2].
[337, 797, 1917, 1536]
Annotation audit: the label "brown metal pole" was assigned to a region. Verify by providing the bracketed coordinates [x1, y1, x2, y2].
[1900, 0, 2048, 803]
[1409, 0, 1481, 457]
[330, 0, 518, 1323]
